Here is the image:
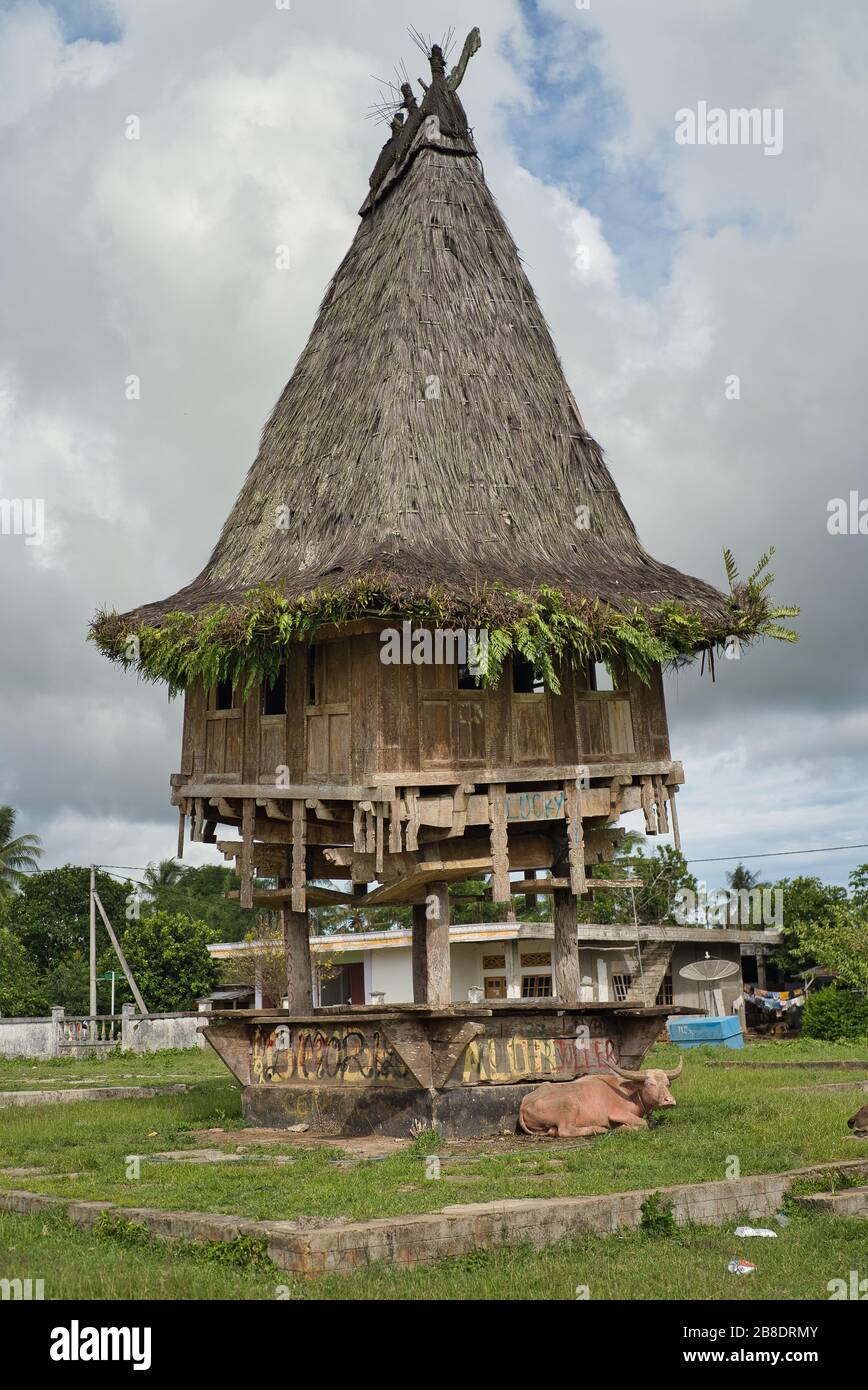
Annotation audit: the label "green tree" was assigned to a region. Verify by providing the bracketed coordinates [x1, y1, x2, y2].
[792, 902, 868, 992]
[4, 865, 129, 975]
[116, 911, 220, 1012]
[0, 806, 42, 897]
[848, 862, 868, 908]
[145, 863, 252, 942]
[143, 858, 187, 895]
[768, 875, 849, 975]
[42, 951, 92, 1014]
[0, 926, 45, 1015]
[578, 836, 698, 926]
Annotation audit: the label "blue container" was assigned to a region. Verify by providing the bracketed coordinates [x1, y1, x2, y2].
[667, 1016, 744, 1049]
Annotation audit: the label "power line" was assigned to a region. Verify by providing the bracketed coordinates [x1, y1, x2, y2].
[686, 843, 868, 865]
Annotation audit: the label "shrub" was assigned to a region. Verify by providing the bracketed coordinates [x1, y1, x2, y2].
[802, 986, 868, 1041]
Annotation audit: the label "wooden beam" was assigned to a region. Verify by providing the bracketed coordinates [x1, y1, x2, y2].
[227, 885, 355, 907]
[668, 785, 682, 851]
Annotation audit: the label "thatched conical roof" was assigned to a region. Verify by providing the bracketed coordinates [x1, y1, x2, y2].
[92, 31, 796, 688]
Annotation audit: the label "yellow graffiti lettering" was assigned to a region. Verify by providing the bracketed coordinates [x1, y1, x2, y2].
[486, 1037, 513, 1082]
[462, 1037, 487, 1084]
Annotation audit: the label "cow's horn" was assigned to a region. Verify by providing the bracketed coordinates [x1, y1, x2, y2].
[606, 1060, 647, 1082]
[665, 1059, 684, 1081]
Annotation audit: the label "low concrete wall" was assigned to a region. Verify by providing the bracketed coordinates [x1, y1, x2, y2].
[0, 1009, 205, 1058]
[122, 1014, 205, 1053]
[0, 1018, 55, 1058]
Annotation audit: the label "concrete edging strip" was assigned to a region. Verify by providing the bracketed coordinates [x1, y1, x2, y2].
[0, 1085, 190, 1108]
[2, 1157, 867, 1277]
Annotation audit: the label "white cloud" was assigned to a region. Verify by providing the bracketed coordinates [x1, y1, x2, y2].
[1, 0, 865, 885]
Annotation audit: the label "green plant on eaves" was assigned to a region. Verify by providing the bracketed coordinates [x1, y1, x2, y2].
[89, 548, 798, 696]
[722, 546, 800, 644]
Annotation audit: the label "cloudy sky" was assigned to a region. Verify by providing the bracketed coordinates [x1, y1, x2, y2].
[1, 0, 866, 892]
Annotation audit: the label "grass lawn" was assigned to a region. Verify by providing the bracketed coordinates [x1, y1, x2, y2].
[1, 1039, 866, 1299]
[1, 1040, 866, 1223]
[1, 1204, 865, 1301]
[0, 1048, 225, 1091]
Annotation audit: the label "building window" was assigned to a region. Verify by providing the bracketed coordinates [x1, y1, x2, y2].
[512, 653, 544, 694]
[521, 952, 551, 968]
[521, 974, 553, 998]
[656, 974, 673, 1007]
[612, 972, 632, 1002]
[484, 976, 507, 1000]
[482, 955, 506, 970]
[215, 679, 236, 711]
[589, 661, 615, 692]
[263, 663, 287, 716]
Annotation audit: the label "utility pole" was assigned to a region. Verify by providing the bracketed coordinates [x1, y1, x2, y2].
[89, 865, 97, 1016]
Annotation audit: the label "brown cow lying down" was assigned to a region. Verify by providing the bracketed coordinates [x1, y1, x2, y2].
[847, 1102, 868, 1136]
[519, 1059, 683, 1138]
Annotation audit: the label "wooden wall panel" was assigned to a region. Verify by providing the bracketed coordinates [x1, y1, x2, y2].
[205, 719, 224, 772]
[258, 719, 285, 782]
[378, 655, 402, 775]
[550, 665, 579, 765]
[646, 665, 671, 760]
[350, 634, 379, 784]
[306, 714, 329, 777]
[486, 665, 512, 766]
[575, 698, 607, 757]
[398, 661, 420, 777]
[419, 698, 452, 766]
[456, 699, 486, 762]
[511, 697, 552, 764]
[181, 682, 205, 776]
[329, 713, 350, 776]
[224, 716, 242, 775]
[607, 698, 635, 755]
[242, 679, 261, 783]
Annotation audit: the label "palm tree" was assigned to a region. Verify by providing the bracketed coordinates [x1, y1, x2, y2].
[142, 858, 187, 898]
[725, 862, 761, 926]
[726, 862, 761, 893]
[0, 806, 43, 897]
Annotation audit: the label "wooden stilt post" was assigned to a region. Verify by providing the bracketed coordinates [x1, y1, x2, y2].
[552, 886, 581, 1006]
[411, 880, 451, 1008]
[280, 899, 313, 1013]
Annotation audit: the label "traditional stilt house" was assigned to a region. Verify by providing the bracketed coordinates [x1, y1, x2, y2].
[92, 29, 795, 1133]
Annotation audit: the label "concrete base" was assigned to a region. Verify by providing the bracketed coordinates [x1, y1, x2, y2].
[206, 1002, 693, 1140]
[243, 1081, 540, 1139]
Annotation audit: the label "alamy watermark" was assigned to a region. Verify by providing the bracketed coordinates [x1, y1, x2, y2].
[827, 491, 868, 535]
[379, 621, 488, 675]
[675, 103, 783, 157]
[673, 883, 783, 927]
[1, 1277, 44, 1300]
[0, 497, 44, 546]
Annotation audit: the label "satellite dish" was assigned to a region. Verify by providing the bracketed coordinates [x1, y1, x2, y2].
[679, 956, 740, 982]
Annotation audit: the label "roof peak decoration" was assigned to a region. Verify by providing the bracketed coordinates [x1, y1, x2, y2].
[90, 25, 797, 693]
[364, 27, 481, 210]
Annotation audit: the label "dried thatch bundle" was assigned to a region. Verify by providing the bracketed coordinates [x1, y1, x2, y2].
[91, 31, 796, 691]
